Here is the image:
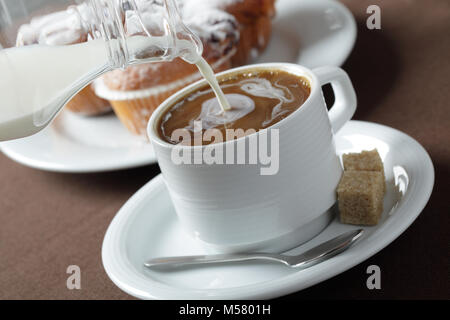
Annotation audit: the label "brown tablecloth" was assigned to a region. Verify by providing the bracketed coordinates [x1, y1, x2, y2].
[0, 0, 449, 299]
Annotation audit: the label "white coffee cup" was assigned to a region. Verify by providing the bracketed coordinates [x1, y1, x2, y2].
[147, 63, 356, 253]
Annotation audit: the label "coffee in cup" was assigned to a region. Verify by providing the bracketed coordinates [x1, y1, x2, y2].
[158, 69, 311, 145]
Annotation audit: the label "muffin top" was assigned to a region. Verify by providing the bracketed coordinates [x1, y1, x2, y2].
[102, 3, 239, 91]
[16, 2, 94, 46]
[16, 0, 240, 48]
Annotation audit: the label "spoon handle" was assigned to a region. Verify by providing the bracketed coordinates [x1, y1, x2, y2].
[144, 252, 283, 268]
[144, 229, 364, 269]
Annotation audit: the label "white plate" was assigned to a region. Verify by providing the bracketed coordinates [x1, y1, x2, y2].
[0, 0, 356, 173]
[0, 111, 156, 173]
[102, 121, 434, 300]
[256, 0, 357, 68]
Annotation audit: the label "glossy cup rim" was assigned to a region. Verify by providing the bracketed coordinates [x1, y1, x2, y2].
[147, 62, 321, 150]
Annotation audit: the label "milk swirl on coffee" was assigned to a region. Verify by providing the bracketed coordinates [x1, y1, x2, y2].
[158, 69, 311, 145]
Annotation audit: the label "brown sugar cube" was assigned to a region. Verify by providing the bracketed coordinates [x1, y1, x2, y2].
[342, 149, 385, 192]
[337, 171, 384, 226]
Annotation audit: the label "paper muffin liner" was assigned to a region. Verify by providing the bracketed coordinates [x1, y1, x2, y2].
[95, 57, 233, 138]
[108, 88, 182, 137]
[66, 85, 111, 116]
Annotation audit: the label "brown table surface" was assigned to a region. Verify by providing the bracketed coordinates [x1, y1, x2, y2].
[0, 0, 449, 300]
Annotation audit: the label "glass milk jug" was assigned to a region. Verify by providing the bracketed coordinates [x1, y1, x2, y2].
[0, 0, 203, 140]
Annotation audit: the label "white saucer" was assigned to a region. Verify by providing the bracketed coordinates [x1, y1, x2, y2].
[256, 0, 357, 68]
[0, 0, 356, 173]
[102, 121, 434, 300]
[0, 111, 156, 173]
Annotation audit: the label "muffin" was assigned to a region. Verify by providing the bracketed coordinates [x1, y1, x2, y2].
[95, 0, 276, 137]
[95, 54, 234, 136]
[218, 0, 276, 66]
[182, 0, 276, 65]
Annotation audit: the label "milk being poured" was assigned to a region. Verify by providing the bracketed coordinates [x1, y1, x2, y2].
[0, 0, 234, 141]
[0, 37, 231, 141]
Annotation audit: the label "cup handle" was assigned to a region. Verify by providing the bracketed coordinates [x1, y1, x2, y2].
[313, 66, 357, 133]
